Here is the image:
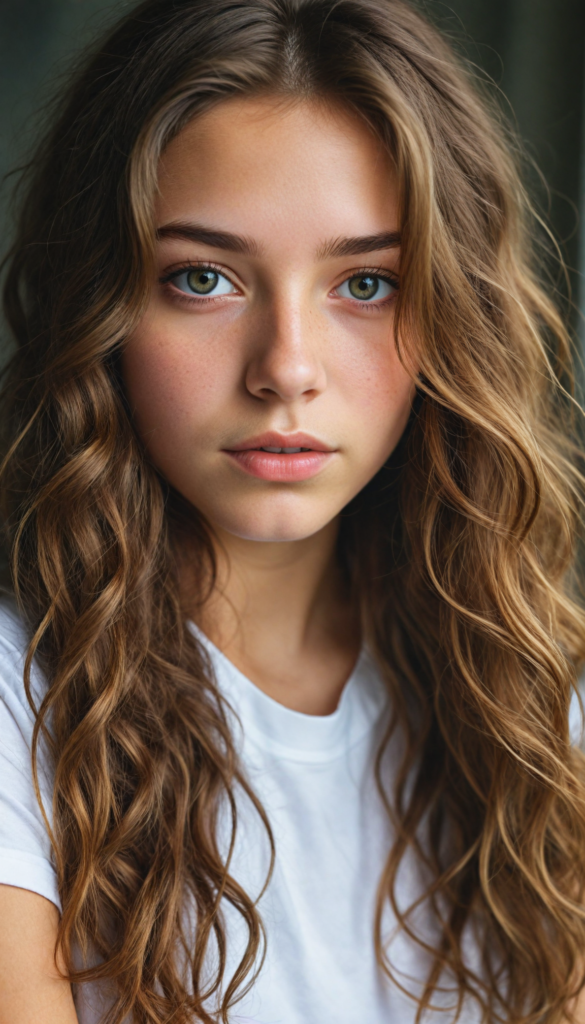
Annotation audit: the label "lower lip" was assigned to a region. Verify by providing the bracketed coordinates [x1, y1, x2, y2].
[225, 449, 334, 481]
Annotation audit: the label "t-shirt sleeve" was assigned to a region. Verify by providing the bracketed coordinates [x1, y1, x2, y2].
[0, 600, 60, 909]
[569, 680, 585, 748]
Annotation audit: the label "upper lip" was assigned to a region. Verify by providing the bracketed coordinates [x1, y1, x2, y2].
[224, 432, 336, 452]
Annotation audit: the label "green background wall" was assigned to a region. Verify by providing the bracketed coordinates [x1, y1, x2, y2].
[1, 0, 584, 320]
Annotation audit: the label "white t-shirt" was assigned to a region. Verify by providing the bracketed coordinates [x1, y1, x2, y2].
[0, 597, 582, 1023]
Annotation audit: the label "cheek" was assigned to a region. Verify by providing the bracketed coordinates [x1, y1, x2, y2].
[122, 322, 235, 441]
[334, 328, 415, 455]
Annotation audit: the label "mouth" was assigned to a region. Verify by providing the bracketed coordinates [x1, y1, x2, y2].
[223, 433, 336, 482]
[250, 445, 312, 454]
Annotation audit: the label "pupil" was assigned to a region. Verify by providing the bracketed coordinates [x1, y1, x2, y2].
[349, 275, 378, 300]
[187, 269, 218, 294]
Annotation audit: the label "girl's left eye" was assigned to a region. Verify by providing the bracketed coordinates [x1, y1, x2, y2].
[336, 274, 396, 302]
[170, 267, 236, 297]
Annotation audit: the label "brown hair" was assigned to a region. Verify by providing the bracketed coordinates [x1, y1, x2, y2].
[2, 0, 585, 1021]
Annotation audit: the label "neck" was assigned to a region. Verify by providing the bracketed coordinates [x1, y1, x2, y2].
[192, 518, 361, 715]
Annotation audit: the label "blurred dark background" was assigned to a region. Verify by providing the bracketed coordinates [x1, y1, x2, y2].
[1, 0, 584, 331]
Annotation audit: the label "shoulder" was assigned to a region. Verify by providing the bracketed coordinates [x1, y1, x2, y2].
[0, 591, 32, 655]
[0, 592, 44, 718]
[0, 593, 59, 909]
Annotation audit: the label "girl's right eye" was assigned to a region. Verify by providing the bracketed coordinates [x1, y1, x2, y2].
[169, 267, 237, 298]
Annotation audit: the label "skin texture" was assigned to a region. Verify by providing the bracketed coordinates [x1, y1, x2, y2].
[0, 886, 77, 1024]
[123, 96, 415, 712]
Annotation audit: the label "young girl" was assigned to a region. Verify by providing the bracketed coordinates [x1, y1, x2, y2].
[1, 0, 584, 1021]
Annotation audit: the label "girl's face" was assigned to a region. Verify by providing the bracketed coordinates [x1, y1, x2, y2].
[123, 96, 415, 542]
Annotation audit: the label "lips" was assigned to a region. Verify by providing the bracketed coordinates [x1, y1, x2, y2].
[225, 432, 334, 453]
[223, 432, 336, 482]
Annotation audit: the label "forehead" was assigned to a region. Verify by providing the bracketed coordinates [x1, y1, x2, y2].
[156, 96, 399, 247]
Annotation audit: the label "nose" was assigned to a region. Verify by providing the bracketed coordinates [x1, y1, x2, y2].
[244, 292, 327, 403]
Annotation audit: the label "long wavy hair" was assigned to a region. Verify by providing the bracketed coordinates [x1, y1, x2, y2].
[2, 0, 585, 1021]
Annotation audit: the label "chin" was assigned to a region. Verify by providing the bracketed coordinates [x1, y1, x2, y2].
[208, 498, 338, 544]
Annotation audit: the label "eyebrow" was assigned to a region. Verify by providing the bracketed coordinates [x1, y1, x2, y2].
[316, 231, 401, 260]
[157, 222, 401, 260]
[157, 222, 261, 256]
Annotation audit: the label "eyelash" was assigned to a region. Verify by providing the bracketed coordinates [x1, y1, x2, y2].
[160, 261, 399, 309]
[339, 265, 399, 312]
[160, 261, 236, 307]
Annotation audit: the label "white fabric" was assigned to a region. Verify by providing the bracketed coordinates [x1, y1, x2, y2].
[0, 595, 582, 1023]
